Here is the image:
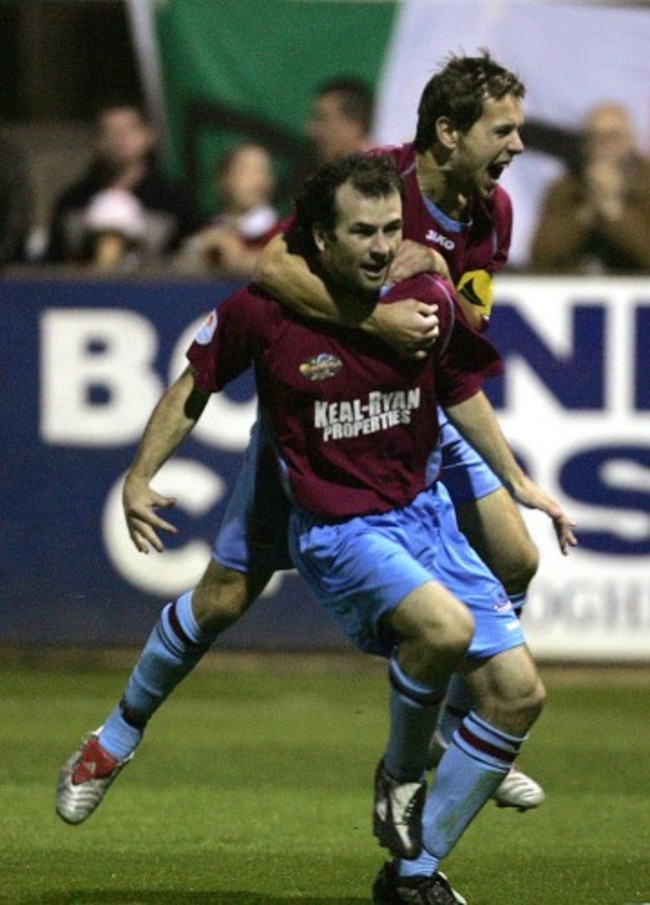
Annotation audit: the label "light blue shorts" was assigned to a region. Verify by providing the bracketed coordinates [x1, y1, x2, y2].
[213, 417, 293, 574]
[289, 483, 524, 659]
[215, 409, 502, 575]
[427, 408, 502, 505]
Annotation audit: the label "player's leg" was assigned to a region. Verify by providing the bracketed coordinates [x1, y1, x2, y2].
[454, 486, 539, 603]
[56, 417, 292, 825]
[97, 415, 291, 762]
[55, 559, 274, 826]
[373, 484, 528, 904]
[391, 645, 543, 896]
[464, 642, 545, 736]
[375, 580, 473, 860]
[432, 415, 542, 809]
[289, 487, 473, 867]
[436, 411, 539, 603]
[437, 489, 543, 809]
[432, 668, 545, 811]
[99, 559, 273, 757]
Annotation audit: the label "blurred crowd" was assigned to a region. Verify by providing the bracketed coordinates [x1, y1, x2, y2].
[529, 103, 650, 274]
[2, 83, 649, 278]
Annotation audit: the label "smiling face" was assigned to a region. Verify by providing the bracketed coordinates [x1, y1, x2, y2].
[450, 93, 525, 200]
[313, 181, 403, 296]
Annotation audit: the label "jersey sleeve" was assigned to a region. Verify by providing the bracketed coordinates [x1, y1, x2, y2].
[186, 286, 269, 392]
[435, 291, 503, 406]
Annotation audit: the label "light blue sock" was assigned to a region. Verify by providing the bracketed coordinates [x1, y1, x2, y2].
[400, 711, 526, 878]
[384, 653, 445, 782]
[99, 591, 213, 759]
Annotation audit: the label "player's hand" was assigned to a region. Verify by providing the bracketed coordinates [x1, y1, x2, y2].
[510, 476, 578, 555]
[370, 298, 439, 359]
[388, 240, 452, 284]
[123, 474, 177, 553]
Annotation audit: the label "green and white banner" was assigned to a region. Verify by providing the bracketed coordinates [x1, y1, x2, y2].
[130, 0, 397, 214]
[130, 0, 650, 265]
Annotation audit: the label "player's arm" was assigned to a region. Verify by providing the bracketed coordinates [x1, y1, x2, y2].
[254, 232, 441, 358]
[445, 390, 578, 555]
[123, 366, 210, 554]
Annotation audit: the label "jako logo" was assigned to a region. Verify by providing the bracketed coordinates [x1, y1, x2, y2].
[425, 229, 455, 251]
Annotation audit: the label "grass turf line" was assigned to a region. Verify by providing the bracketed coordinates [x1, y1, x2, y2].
[1, 654, 649, 904]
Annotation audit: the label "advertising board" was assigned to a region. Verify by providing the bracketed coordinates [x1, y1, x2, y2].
[2, 275, 648, 659]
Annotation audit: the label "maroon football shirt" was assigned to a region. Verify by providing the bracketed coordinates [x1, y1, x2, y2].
[378, 142, 513, 281]
[188, 272, 502, 520]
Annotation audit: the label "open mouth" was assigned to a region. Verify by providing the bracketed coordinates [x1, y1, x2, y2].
[362, 261, 388, 278]
[487, 162, 506, 181]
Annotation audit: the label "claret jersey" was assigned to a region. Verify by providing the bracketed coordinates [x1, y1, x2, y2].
[187, 273, 502, 521]
[379, 142, 513, 282]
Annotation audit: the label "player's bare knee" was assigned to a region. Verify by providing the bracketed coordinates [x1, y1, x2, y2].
[469, 649, 546, 734]
[192, 560, 259, 631]
[518, 542, 540, 588]
[420, 601, 474, 658]
[500, 542, 540, 597]
[450, 605, 475, 653]
[526, 674, 546, 721]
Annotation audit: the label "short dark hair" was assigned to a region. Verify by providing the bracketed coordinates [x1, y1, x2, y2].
[292, 152, 402, 246]
[314, 76, 375, 135]
[414, 50, 525, 152]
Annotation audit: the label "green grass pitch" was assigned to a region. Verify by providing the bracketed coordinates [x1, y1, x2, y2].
[1, 650, 649, 904]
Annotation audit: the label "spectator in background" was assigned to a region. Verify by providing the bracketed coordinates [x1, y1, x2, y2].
[0, 132, 32, 269]
[175, 142, 280, 277]
[530, 103, 650, 274]
[306, 76, 375, 165]
[43, 102, 201, 271]
[178, 75, 376, 279]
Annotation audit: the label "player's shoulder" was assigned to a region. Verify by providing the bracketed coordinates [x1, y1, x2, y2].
[225, 282, 278, 305]
[219, 282, 282, 324]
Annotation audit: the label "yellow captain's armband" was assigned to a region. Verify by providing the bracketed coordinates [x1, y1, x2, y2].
[456, 269, 494, 320]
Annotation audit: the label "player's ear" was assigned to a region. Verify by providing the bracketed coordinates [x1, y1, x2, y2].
[312, 224, 326, 252]
[436, 116, 459, 150]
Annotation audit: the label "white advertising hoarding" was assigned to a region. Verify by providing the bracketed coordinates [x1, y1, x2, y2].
[490, 276, 650, 660]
